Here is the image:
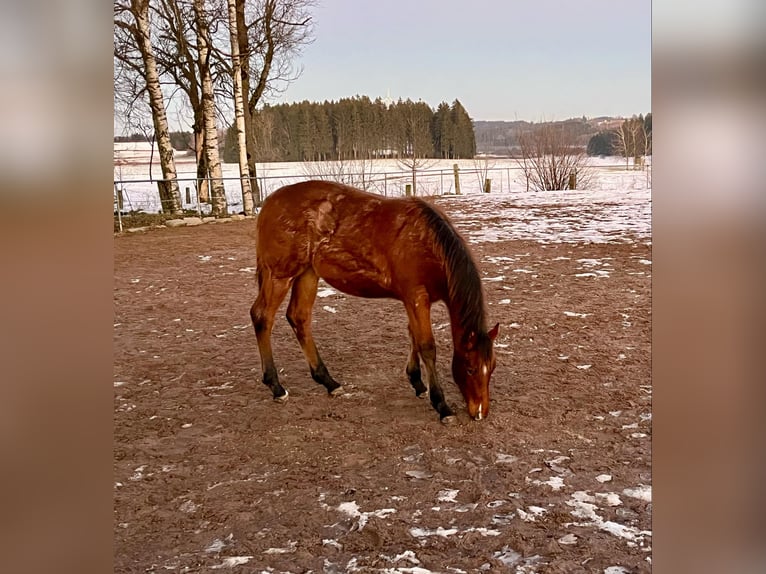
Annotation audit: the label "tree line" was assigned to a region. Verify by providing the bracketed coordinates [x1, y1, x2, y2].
[587, 114, 652, 163]
[222, 96, 476, 163]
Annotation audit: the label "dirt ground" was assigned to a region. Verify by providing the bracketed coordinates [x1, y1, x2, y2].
[114, 199, 651, 573]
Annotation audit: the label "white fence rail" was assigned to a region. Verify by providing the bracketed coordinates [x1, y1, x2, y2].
[113, 160, 651, 216]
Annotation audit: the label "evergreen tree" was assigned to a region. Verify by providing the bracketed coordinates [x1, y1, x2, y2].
[450, 99, 475, 158]
[586, 131, 616, 156]
[239, 95, 477, 162]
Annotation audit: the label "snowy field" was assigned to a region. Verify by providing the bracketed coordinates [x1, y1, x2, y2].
[113, 142, 651, 218]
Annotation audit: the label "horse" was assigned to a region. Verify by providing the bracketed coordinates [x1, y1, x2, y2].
[250, 180, 499, 423]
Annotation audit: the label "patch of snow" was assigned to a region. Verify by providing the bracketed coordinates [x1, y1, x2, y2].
[558, 533, 578, 545]
[493, 546, 521, 566]
[495, 453, 518, 464]
[437, 489, 459, 503]
[337, 501, 396, 531]
[317, 288, 336, 297]
[623, 485, 652, 502]
[210, 556, 252, 569]
[563, 311, 589, 318]
[529, 476, 565, 490]
[596, 493, 623, 507]
[263, 541, 297, 554]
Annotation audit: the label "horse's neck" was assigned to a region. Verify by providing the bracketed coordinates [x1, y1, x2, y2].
[446, 295, 484, 348]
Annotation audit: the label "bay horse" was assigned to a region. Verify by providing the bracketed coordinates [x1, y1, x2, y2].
[250, 180, 499, 423]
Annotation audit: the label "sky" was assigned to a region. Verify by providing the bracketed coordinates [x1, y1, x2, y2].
[277, 0, 651, 121]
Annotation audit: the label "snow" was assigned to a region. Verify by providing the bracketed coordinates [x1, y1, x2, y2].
[114, 153, 651, 249]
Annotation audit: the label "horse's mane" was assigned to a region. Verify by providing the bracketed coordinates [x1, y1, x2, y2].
[413, 199, 488, 340]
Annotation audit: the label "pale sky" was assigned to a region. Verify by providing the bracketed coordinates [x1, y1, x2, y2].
[278, 0, 651, 121]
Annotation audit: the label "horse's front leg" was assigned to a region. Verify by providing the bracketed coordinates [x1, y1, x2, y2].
[406, 325, 428, 398]
[405, 293, 456, 424]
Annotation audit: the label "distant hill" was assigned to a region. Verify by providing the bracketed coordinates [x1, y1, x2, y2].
[474, 117, 626, 156]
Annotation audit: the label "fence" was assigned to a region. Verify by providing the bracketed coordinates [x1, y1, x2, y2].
[114, 160, 651, 225]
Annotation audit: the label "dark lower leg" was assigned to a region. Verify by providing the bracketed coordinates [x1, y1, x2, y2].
[428, 382, 454, 420]
[262, 363, 288, 401]
[420, 344, 455, 421]
[251, 280, 291, 401]
[406, 330, 428, 397]
[286, 271, 342, 396]
[310, 359, 342, 395]
[406, 360, 427, 397]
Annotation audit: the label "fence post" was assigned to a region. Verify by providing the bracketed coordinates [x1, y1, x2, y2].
[453, 163, 461, 195]
[114, 184, 123, 233]
[405, 183, 412, 197]
[484, 178, 491, 193]
[185, 186, 191, 205]
[568, 170, 577, 190]
[384, 173, 387, 197]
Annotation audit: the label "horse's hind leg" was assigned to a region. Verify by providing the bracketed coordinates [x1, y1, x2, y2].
[286, 268, 343, 396]
[406, 326, 428, 398]
[251, 267, 292, 402]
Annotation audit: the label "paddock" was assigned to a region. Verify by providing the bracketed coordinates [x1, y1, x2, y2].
[114, 189, 651, 572]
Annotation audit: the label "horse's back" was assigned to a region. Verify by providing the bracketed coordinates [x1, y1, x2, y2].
[256, 181, 444, 299]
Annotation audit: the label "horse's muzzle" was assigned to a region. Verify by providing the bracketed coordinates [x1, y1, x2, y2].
[469, 401, 488, 420]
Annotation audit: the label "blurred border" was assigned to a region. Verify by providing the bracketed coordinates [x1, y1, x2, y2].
[0, 2, 114, 573]
[654, 1, 766, 573]
[1, 1, 765, 573]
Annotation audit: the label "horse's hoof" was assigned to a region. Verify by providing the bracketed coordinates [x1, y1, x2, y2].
[273, 390, 289, 403]
[329, 386, 344, 397]
[440, 415, 458, 425]
[416, 390, 429, 399]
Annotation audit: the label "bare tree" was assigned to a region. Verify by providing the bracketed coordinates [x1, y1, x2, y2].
[473, 155, 496, 193]
[302, 157, 378, 191]
[193, 0, 228, 216]
[396, 101, 434, 196]
[114, 0, 183, 214]
[516, 123, 593, 191]
[152, 0, 211, 203]
[237, 0, 315, 205]
[226, 0, 254, 214]
[612, 116, 648, 170]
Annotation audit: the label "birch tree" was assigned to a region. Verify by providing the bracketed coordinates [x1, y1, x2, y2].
[153, 0, 210, 203]
[193, 0, 228, 216]
[227, 0, 254, 214]
[114, 0, 183, 214]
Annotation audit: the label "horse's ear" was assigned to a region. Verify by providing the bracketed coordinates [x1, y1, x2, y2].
[488, 322, 500, 341]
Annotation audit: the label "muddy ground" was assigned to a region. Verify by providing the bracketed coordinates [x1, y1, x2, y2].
[114, 199, 651, 573]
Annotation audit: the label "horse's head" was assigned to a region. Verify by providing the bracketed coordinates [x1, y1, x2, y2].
[452, 323, 499, 420]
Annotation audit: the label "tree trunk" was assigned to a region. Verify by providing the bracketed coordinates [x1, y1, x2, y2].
[133, 0, 182, 214]
[236, 0, 262, 205]
[194, 0, 228, 217]
[194, 124, 209, 203]
[227, 0, 254, 215]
